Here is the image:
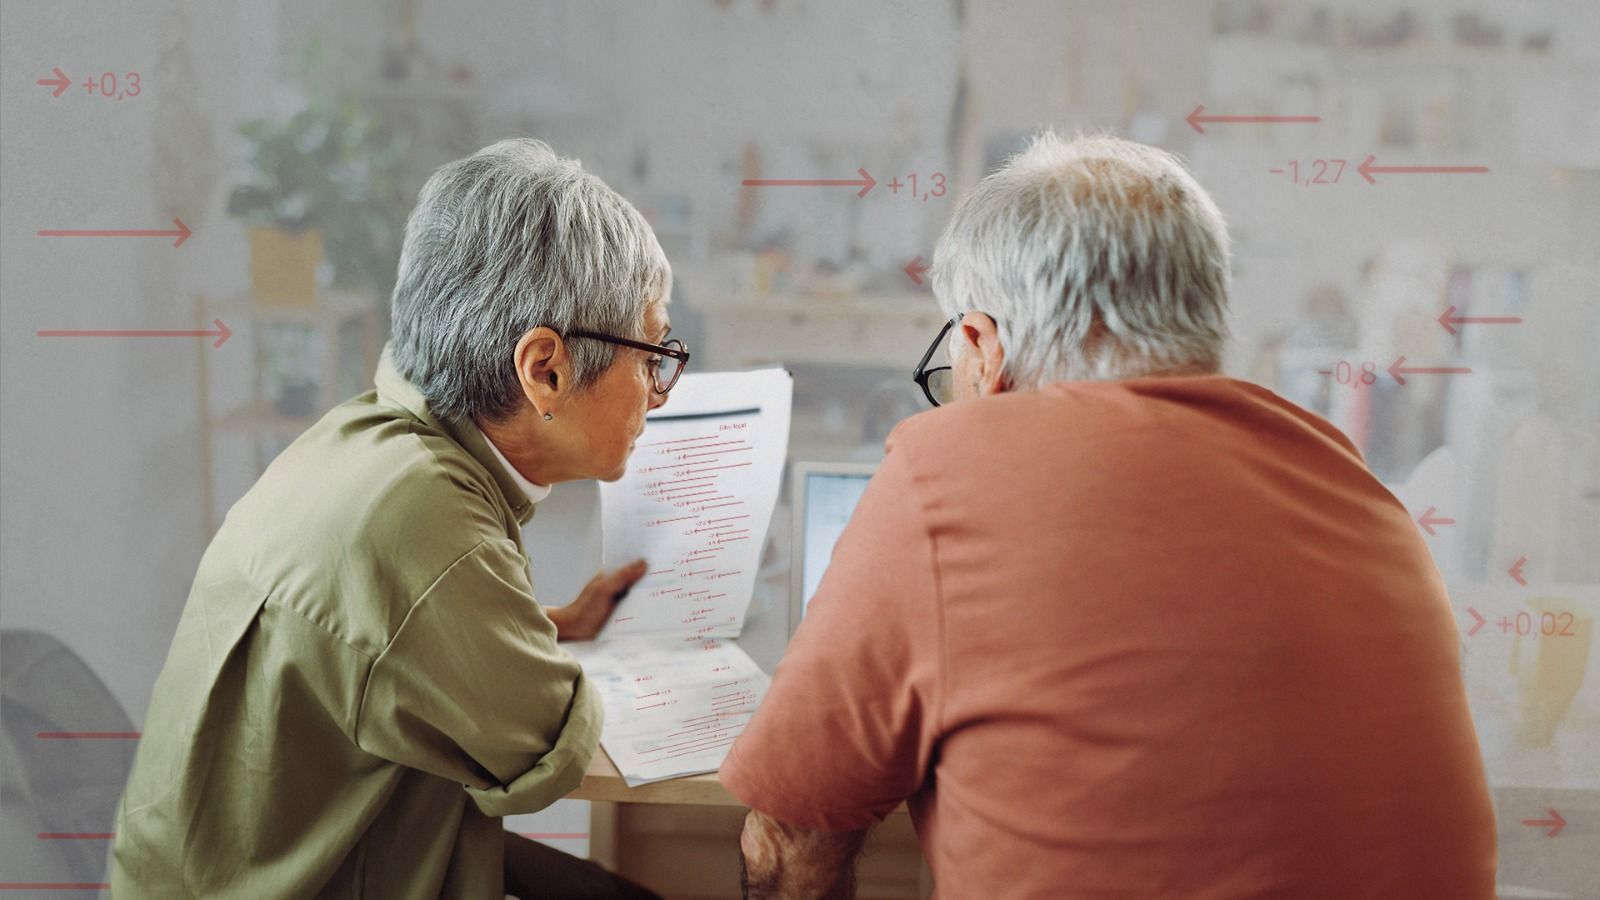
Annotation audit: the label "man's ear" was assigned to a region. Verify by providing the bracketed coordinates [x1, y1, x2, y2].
[513, 326, 571, 417]
[959, 312, 1009, 395]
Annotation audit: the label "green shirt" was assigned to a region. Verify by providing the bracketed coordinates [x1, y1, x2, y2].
[113, 347, 602, 898]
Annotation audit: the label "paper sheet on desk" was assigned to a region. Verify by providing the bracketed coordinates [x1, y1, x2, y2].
[599, 368, 792, 640]
[566, 635, 769, 786]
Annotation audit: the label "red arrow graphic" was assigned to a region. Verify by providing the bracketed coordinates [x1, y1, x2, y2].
[1186, 104, 1320, 135]
[1521, 808, 1566, 837]
[38, 217, 191, 247]
[904, 255, 930, 286]
[1465, 607, 1486, 637]
[1438, 305, 1523, 335]
[37, 319, 232, 349]
[742, 168, 877, 198]
[1358, 155, 1490, 184]
[1388, 356, 1471, 385]
[1416, 506, 1455, 536]
[1509, 556, 1528, 587]
[36, 66, 72, 98]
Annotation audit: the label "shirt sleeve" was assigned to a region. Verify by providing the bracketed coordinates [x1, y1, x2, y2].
[355, 537, 601, 818]
[719, 434, 942, 830]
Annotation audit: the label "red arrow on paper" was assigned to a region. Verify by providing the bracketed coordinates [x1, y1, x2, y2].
[1185, 104, 1320, 135]
[38, 217, 191, 247]
[1521, 808, 1566, 838]
[1438, 305, 1522, 335]
[742, 168, 877, 198]
[1509, 556, 1529, 587]
[36, 66, 72, 98]
[904, 255, 930, 286]
[1358, 155, 1490, 184]
[1388, 356, 1471, 385]
[1465, 607, 1486, 637]
[37, 319, 232, 349]
[1416, 506, 1455, 536]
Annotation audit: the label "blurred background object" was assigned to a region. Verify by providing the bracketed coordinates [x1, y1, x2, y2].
[3, 1, 1597, 896]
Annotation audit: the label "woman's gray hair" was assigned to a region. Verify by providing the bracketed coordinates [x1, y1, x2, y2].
[931, 131, 1231, 387]
[390, 138, 671, 422]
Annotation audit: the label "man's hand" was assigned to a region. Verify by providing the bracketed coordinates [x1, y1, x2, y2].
[546, 559, 648, 642]
[738, 809, 869, 899]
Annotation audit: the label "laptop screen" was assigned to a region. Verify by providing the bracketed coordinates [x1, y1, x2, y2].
[796, 469, 875, 621]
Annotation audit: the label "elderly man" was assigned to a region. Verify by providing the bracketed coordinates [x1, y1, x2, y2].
[113, 140, 684, 898]
[719, 133, 1497, 898]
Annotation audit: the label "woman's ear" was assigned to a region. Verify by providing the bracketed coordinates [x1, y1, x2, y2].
[514, 326, 570, 417]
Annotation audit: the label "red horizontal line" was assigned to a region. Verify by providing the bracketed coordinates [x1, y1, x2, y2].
[636, 702, 667, 710]
[647, 569, 673, 576]
[1200, 114, 1321, 124]
[676, 441, 744, 452]
[37, 833, 114, 840]
[643, 731, 739, 756]
[654, 476, 715, 486]
[701, 502, 742, 510]
[670, 491, 717, 500]
[687, 462, 753, 474]
[655, 516, 695, 524]
[36, 731, 140, 739]
[663, 738, 738, 760]
[708, 515, 749, 523]
[666, 722, 723, 738]
[685, 447, 752, 458]
[646, 437, 725, 446]
[711, 681, 740, 688]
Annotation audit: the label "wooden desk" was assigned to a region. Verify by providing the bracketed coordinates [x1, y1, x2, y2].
[569, 749, 740, 807]
[569, 751, 930, 898]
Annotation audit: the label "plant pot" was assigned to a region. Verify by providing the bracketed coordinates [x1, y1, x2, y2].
[248, 226, 322, 306]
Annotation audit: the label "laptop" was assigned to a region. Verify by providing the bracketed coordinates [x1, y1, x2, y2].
[788, 461, 878, 634]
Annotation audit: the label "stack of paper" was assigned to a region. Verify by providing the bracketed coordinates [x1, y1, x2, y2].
[566, 369, 792, 786]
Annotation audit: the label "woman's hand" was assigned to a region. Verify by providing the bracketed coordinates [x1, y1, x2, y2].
[546, 559, 648, 642]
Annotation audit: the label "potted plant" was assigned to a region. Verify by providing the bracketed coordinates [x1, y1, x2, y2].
[226, 36, 410, 304]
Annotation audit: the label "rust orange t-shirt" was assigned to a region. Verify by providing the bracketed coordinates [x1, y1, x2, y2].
[720, 376, 1496, 899]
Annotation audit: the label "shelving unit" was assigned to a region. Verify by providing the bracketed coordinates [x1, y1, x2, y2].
[194, 289, 381, 535]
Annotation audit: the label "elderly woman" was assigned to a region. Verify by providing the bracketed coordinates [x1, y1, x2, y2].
[113, 140, 679, 899]
[719, 132, 1495, 897]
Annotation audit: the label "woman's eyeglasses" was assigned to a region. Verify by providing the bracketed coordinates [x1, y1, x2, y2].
[566, 330, 691, 394]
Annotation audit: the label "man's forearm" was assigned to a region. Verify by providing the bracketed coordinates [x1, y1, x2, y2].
[738, 809, 869, 899]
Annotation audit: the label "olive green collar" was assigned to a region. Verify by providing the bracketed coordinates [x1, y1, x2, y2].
[373, 344, 537, 526]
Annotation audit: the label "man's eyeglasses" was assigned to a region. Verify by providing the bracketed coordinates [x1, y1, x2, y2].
[567, 330, 691, 394]
[912, 315, 962, 407]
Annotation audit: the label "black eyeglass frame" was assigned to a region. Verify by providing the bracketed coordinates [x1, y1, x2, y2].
[567, 330, 692, 394]
[912, 314, 962, 407]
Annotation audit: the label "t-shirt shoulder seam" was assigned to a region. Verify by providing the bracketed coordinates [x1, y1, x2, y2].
[887, 436, 947, 738]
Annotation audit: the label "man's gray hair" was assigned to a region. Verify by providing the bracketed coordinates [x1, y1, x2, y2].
[931, 131, 1231, 386]
[390, 138, 671, 422]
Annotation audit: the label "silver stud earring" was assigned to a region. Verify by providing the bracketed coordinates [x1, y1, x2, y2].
[543, 412, 553, 421]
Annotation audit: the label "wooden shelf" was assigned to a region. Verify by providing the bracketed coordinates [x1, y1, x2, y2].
[202, 289, 380, 324]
